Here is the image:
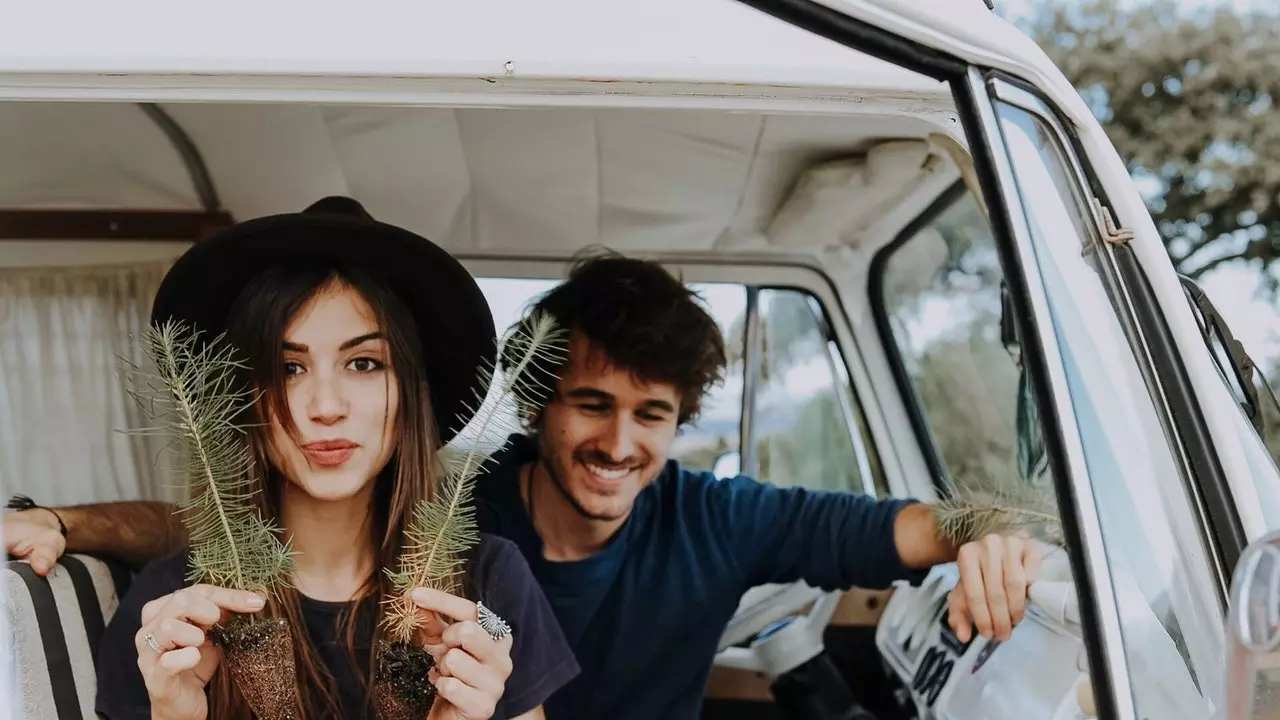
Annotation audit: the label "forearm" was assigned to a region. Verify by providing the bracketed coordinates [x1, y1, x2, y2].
[59, 501, 186, 569]
[893, 501, 958, 569]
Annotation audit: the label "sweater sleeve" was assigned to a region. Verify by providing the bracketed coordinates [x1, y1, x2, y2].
[705, 473, 930, 591]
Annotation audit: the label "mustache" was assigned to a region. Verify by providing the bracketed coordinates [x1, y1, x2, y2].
[575, 449, 643, 469]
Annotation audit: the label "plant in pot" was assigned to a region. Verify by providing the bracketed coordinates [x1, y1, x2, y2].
[375, 312, 567, 720]
[122, 319, 296, 719]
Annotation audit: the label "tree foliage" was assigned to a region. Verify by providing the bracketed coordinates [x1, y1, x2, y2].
[1023, 0, 1280, 286]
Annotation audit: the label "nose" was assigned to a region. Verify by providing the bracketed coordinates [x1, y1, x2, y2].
[598, 415, 638, 462]
[306, 370, 348, 426]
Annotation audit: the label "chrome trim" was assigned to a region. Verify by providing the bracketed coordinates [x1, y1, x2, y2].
[806, 296, 878, 497]
[964, 66, 1137, 719]
[989, 77, 1230, 601]
[989, 80, 1054, 120]
[740, 285, 763, 478]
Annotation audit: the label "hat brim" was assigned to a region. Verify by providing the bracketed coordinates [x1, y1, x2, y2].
[149, 211, 496, 446]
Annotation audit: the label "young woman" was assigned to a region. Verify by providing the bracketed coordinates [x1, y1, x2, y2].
[94, 197, 579, 720]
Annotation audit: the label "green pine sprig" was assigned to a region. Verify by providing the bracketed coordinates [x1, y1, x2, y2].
[119, 319, 295, 596]
[383, 312, 567, 644]
[930, 476, 1063, 548]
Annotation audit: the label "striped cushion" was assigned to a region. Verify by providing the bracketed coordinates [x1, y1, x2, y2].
[2, 554, 134, 720]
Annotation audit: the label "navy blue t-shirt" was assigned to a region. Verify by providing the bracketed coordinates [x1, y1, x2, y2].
[473, 434, 924, 720]
[95, 533, 579, 719]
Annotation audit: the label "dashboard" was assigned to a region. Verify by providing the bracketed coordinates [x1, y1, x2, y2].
[874, 565, 1095, 720]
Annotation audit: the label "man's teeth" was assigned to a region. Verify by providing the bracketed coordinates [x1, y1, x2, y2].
[586, 464, 629, 480]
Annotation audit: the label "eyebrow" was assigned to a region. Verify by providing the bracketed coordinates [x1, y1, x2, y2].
[283, 332, 384, 353]
[564, 387, 676, 414]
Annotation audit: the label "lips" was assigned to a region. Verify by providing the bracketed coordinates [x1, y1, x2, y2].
[300, 439, 358, 467]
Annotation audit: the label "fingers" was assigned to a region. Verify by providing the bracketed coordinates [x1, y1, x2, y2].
[156, 645, 204, 674]
[433, 674, 498, 720]
[946, 584, 972, 643]
[140, 584, 265, 627]
[952, 535, 1038, 644]
[136, 616, 207, 656]
[29, 540, 64, 576]
[5, 523, 65, 576]
[442, 620, 515, 671]
[956, 543, 992, 640]
[434, 646, 507, 698]
[1003, 536, 1029, 627]
[135, 616, 209, 693]
[411, 588, 478, 624]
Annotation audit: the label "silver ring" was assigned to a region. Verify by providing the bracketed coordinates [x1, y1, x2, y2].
[476, 601, 512, 642]
[144, 632, 163, 655]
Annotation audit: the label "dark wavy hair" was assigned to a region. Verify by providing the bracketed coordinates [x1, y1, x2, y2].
[504, 249, 727, 426]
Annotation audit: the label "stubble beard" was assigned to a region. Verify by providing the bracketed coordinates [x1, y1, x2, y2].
[535, 432, 629, 523]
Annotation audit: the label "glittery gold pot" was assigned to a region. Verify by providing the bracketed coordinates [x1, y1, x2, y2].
[373, 640, 437, 720]
[210, 615, 297, 720]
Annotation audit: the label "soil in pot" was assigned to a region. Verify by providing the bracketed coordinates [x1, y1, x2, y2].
[211, 614, 297, 720]
[373, 639, 437, 720]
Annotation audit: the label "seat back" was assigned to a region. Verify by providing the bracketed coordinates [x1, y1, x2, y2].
[2, 554, 134, 720]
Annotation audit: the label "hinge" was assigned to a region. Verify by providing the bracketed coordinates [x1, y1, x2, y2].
[1083, 198, 1134, 256]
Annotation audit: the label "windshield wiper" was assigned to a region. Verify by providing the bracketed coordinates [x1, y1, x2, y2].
[1179, 274, 1280, 435]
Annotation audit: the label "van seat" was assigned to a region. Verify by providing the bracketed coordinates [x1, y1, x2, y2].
[3, 554, 133, 720]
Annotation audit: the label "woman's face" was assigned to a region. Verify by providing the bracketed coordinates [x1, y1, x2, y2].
[266, 280, 400, 503]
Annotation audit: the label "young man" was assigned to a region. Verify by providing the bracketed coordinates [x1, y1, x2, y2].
[5, 252, 1040, 719]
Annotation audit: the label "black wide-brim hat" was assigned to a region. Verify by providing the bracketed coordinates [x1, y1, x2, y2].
[149, 196, 496, 446]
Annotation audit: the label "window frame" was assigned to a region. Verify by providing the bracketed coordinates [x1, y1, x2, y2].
[867, 179, 970, 494]
[745, 284, 885, 496]
[455, 255, 896, 498]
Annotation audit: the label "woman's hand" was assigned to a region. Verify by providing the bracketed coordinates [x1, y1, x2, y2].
[412, 588, 515, 720]
[134, 584, 266, 720]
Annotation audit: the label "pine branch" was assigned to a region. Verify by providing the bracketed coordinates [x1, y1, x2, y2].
[119, 319, 294, 596]
[383, 313, 568, 643]
[930, 478, 1064, 548]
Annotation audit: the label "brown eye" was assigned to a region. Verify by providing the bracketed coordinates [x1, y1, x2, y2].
[348, 357, 384, 373]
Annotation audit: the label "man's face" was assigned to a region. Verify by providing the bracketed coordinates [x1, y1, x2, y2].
[535, 333, 681, 522]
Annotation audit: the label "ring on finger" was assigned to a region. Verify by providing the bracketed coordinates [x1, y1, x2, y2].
[144, 632, 163, 655]
[476, 602, 512, 642]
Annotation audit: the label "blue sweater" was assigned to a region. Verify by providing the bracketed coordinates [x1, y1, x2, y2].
[474, 434, 923, 720]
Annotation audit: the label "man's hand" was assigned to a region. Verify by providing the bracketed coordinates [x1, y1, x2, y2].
[3, 508, 66, 575]
[946, 533, 1042, 643]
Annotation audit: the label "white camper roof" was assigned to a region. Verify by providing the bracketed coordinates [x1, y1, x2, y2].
[0, 0, 999, 82]
[0, 0, 1089, 260]
[0, 0, 1070, 113]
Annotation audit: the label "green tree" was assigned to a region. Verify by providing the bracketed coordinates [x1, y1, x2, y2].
[1022, 0, 1280, 285]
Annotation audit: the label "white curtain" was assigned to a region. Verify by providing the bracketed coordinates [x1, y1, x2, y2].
[0, 260, 181, 505]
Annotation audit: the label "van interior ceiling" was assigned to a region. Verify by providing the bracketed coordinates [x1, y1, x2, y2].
[0, 101, 962, 270]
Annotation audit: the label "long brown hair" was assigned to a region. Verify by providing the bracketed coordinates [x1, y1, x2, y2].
[204, 261, 445, 718]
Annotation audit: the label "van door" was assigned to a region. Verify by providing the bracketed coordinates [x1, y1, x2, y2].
[726, 1, 1256, 718]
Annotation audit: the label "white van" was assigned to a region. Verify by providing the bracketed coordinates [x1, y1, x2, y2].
[3, 0, 1278, 718]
